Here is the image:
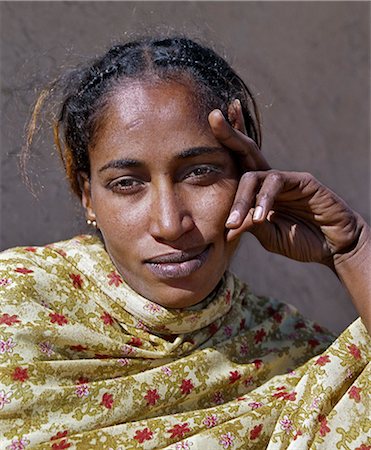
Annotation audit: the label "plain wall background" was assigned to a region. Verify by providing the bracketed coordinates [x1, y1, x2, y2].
[0, 1, 369, 334]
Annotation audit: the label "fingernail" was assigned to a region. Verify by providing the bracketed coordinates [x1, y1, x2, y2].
[253, 206, 263, 221]
[226, 210, 240, 225]
[234, 98, 241, 109]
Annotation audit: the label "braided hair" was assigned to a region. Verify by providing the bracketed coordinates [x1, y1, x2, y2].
[24, 36, 262, 197]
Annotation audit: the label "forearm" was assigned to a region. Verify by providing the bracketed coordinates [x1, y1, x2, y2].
[333, 220, 371, 334]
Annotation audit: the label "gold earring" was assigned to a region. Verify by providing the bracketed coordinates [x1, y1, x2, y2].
[86, 219, 97, 228]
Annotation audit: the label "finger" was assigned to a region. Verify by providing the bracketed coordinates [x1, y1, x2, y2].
[209, 109, 271, 171]
[226, 171, 262, 229]
[252, 171, 285, 223]
[226, 208, 256, 241]
[226, 171, 286, 241]
[227, 99, 247, 134]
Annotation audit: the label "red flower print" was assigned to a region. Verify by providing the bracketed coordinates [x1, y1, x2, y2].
[144, 389, 160, 406]
[272, 386, 296, 401]
[313, 323, 323, 333]
[318, 415, 330, 437]
[293, 429, 303, 440]
[69, 273, 83, 289]
[284, 391, 297, 401]
[248, 401, 263, 409]
[69, 345, 87, 352]
[240, 341, 249, 356]
[239, 318, 246, 330]
[219, 432, 235, 448]
[12, 367, 29, 382]
[203, 414, 218, 428]
[101, 392, 114, 409]
[0, 278, 12, 287]
[267, 307, 283, 323]
[356, 445, 371, 450]
[49, 313, 68, 326]
[15, 267, 33, 274]
[75, 383, 89, 398]
[121, 344, 137, 356]
[213, 391, 224, 404]
[134, 427, 153, 443]
[161, 366, 172, 376]
[308, 338, 320, 348]
[51, 440, 71, 449]
[315, 355, 331, 366]
[348, 386, 361, 403]
[209, 323, 219, 335]
[0, 313, 20, 326]
[25, 247, 36, 252]
[348, 344, 361, 360]
[280, 415, 293, 434]
[252, 359, 263, 369]
[77, 377, 89, 384]
[254, 328, 266, 344]
[229, 370, 241, 384]
[130, 337, 143, 347]
[107, 271, 123, 287]
[51, 431, 68, 441]
[167, 422, 190, 439]
[225, 290, 231, 305]
[101, 312, 114, 326]
[50, 431, 70, 449]
[250, 424, 263, 440]
[294, 320, 306, 329]
[180, 379, 194, 395]
[224, 325, 233, 337]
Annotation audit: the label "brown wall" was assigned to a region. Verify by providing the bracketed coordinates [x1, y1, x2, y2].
[1, 1, 369, 333]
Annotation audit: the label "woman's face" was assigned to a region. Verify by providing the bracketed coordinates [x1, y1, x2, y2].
[82, 81, 240, 308]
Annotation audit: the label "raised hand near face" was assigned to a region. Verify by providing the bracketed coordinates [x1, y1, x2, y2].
[208, 100, 371, 331]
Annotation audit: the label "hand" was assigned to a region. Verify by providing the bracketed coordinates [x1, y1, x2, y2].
[208, 100, 371, 333]
[208, 101, 365, 268]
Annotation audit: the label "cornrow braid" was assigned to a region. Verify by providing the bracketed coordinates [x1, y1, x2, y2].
[24, 35, 262, 198]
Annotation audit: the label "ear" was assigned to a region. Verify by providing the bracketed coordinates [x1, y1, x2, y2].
[227, 99, 247, 134]
[79, 172, 96, 221]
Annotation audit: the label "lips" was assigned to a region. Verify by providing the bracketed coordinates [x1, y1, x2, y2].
[144, 245, 211, 279]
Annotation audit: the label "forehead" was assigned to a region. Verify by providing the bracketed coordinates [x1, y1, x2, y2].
[90, 81, 217, 162]
[109, 80, 197, 124]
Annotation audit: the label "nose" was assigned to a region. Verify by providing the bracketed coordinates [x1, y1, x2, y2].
[149, 183, 195, 243]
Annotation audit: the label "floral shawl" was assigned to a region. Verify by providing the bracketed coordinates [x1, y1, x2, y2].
[0, 235, 369, 449]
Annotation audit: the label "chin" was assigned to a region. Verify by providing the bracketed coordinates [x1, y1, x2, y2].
[144, 269, 225, 309]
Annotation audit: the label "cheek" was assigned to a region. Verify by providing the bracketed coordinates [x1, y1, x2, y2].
[91, 187, 148, 237]
[190, 181, 237, 232]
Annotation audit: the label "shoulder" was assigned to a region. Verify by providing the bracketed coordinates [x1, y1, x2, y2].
[0, 234, 102, 268]
[0, 234, 105, 306]
[230, 271, 337, 344]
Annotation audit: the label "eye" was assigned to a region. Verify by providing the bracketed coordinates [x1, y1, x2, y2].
[109, 177, 144, 194]
[184, 165, 221, 184]
[189, 167, 213, 177]
[184, 165, 220, 180]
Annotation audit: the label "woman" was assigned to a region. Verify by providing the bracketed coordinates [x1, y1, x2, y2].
[0, 36, 369, 449]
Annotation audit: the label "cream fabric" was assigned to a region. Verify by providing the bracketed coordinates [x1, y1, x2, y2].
[0, 235, 369, 449]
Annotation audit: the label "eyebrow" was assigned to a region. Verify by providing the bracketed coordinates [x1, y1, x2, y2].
[177, 146, 227, 159]
[98, 146, 227, 173]
[99, 158, 141, 173]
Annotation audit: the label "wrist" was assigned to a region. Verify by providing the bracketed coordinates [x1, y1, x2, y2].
[333, 218, 371, 333]
[333, 217, 370, 269]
